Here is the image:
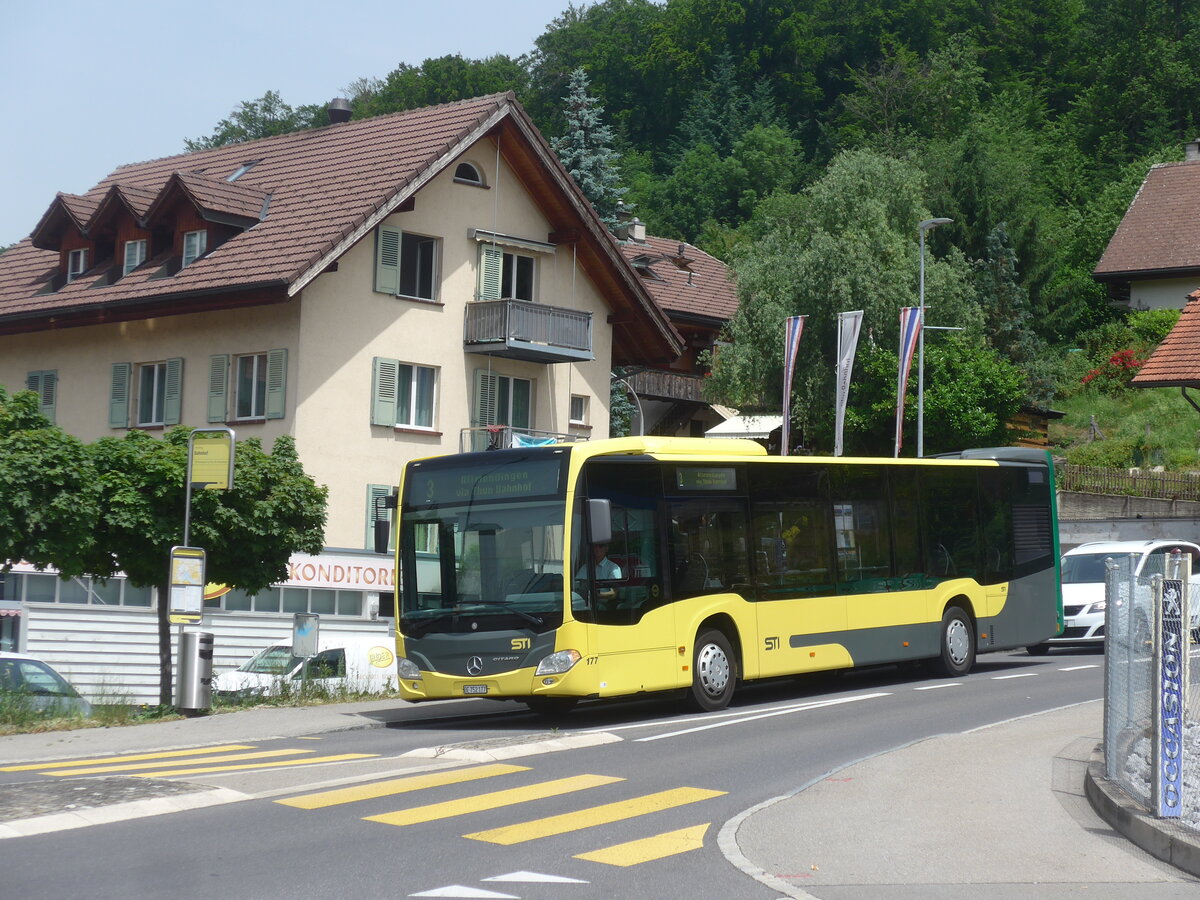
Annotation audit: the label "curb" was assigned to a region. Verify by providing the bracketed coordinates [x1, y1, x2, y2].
[1084, 743, 1200, 877]
[0, 787, 249, 839]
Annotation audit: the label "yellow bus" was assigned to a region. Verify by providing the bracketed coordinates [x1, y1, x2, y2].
[383, 437, 1061, 714]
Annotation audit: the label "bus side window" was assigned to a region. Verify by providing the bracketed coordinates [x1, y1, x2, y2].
[669, 502, 749, 600]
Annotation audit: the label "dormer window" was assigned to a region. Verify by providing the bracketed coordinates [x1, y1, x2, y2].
[227, 160, 258, 182]
[182, 230, 208, 267]
[123, 239, 147, 276]
[454, 162, 484, 186]
[67, 248, 88, 283]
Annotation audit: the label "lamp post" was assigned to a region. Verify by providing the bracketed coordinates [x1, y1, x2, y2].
[917, 217, 952, 457]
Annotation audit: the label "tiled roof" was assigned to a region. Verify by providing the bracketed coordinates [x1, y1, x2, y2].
[1095, 160, 1200, 277]
[0, 93, 682, 364]
[1131, 289, 1200, 387]
[616, 234, 738, 322]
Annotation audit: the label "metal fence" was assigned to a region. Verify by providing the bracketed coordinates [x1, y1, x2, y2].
[1102, 552, 1200, 828]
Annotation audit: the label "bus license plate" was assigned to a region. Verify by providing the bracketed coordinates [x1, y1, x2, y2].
[463, 684, 488, 695]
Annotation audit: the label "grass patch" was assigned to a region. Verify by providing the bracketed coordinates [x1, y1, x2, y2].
[1050, 385, 1200, 470]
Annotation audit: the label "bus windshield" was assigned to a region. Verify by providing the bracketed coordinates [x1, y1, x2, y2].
[399, 499, 566, 635]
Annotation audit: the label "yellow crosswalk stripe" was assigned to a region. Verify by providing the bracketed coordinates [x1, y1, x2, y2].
[277, 763, 530, 809]
[0, 745, 256, 772]
[464, 787, 726, 845]
[129, 753, 377, 777]
[363, 774, 623, 827]
[47, 749, 311, 777]
[574, 823, 711, 866]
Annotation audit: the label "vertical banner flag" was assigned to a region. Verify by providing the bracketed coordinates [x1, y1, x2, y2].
[834, 310, 864, 457]
[894, 306, 922, 457]
[781, 315, 806, 456]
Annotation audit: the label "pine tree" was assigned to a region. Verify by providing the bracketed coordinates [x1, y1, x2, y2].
[551, 68, 625, 228]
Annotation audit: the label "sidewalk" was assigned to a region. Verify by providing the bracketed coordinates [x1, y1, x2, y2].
[728, 700, 1200, 898]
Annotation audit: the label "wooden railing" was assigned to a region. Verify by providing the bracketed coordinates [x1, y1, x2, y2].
[628, 369, 705, 402]
[1057, 464, 1200, 501]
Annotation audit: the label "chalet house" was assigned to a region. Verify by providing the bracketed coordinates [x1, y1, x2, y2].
[0, 93, 682, 700]
[1094, 140, 1200, 310]
[614, 219, 738, 437]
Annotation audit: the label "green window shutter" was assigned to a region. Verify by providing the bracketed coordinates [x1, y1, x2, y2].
[109, 362, 132, 428]
[26, 370, 57, 424]
[478, 245, 502, 300]
[375, 226, 401, 294]
[366, 483, 393, 550]
[473, 369, 498, 427]
[207, 354, 229, 423]
[163, 357, 184, 426]
[265, 348, 288, 419]
[371, 357, 399, 425]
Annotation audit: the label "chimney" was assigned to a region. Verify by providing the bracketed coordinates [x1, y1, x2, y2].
[629, 217, 646, 243]
[1187, 139, 1200, 162]
[327, 98, 352, 125]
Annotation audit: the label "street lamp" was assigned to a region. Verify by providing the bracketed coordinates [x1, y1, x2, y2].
[917, 217, 952, 458]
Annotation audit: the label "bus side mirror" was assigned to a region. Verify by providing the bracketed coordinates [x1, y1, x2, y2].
[373, 519, 391, 555]
[587, 498, 612, 545]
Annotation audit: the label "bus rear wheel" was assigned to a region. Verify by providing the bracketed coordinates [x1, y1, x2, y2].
[933, 606, 975, 677]
[688, 629, 736, 711]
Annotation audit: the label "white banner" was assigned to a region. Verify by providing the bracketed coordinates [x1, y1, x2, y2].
[834, 310, 863, 457]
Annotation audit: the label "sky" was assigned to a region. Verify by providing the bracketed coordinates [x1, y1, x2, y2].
[0, 0, 574, 247]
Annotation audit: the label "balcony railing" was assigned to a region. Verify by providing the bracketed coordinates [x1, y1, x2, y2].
[628, 369, 706, 403]
[464, 299, 593, 363]
[459, 426, 589, 453]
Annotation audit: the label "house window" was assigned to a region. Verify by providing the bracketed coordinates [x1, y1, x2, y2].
[207, 350, 287, 423]
[371, 358, 437, 429]
[454, 162, 484, 185]
[474, 370, 532, 429]
[235, 353, 268, 419]
[116, 358, 182, 428]
[123, 239, 147, 276]
[67, 248, 88, 283]
[182, 230, 208, 267]
[11, 572, 152, 607]
[138, 362, 169, 426]
[570, 394, 587, 425]
[375, 226, 439, 300]
[477, 245, 535, 301]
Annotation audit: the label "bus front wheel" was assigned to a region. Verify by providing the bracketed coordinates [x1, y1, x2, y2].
[688, 629, 736, 711]
[934, 606, 975, 677]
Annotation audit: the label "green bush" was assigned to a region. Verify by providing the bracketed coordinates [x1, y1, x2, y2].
[1128, 308, 1180, 345]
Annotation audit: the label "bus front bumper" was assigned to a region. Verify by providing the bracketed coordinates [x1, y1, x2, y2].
[397, 665, 590, 702]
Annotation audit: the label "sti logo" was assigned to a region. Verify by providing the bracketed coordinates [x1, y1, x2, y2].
[764, 636, 781, 651]
[511, 638, 531, 651]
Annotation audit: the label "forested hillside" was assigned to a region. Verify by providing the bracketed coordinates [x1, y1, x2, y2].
[188, 0, 1200, 461]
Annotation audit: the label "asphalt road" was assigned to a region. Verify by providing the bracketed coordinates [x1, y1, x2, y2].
[0, 647, 1105, 899]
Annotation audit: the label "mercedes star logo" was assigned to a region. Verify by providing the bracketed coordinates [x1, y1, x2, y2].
[466, 656, 484, 676]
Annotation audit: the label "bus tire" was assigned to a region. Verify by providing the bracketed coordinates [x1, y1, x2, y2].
[525, 696, 578, 717]
[688, 629, 736, 711]
[934, 606, 975, 677]
[1026, 642, 1051, 656]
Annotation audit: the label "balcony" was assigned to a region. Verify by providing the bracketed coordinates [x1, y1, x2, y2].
[628, 369, 706, 403]
[459, 425, 589, 453]
[464, 299, 593, 363]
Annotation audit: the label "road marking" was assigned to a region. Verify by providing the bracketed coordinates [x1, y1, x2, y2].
[48, 749, 311, 777]
[1058, 664, 1100, 671]
[364, 774, 622, 827]
[575, 823, 710, 866]
[410, 887, 517, 899]
[914, 683, 962, 690]
[129, 753, 376, 777]
[464, 787, 725, 845]
[635, 692, 891, 742]
[0, 745, 256, 772]
[277, 764, 530, 809]
[482, 872, 588, 883]
[992, 673, 1038, 680]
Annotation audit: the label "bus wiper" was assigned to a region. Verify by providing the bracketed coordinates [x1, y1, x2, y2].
[478, 601, 543, 626]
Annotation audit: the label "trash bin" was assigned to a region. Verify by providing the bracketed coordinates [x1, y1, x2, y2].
[175, 630, 214, 713]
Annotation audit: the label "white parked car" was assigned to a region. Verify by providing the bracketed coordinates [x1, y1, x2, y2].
[212, 636, 398, 699]
[1029, 539, 1200, 654]
[0, 651, 93, 716]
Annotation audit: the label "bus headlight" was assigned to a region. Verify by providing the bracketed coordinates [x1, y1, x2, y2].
[535, 649, 581, 676]
[397, 657, 422, 680]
